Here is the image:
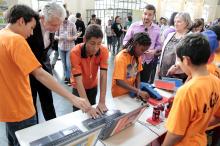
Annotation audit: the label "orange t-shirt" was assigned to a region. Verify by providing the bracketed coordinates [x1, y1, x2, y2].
[70, 43, 108, 89]
[207, 63, 220, 79]
[206, 63, 220, 130]
[112, 49, 143, 97]
[0, 28, 41, 122]
[166, 75, 220, 146]
[214, 52, 220, 62]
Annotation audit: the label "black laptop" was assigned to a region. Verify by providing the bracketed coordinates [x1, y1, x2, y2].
[29, 124, 104, 146]
[82, 105, 147, 140]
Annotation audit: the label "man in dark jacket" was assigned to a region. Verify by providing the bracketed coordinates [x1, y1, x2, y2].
[27, 2, 66, 122]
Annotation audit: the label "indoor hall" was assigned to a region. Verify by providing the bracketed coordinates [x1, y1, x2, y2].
[0, 0, 220, 146]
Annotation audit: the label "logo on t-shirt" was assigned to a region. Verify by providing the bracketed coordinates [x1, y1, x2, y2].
[126, 63, 138, 79]
[203, 92, 219, 113]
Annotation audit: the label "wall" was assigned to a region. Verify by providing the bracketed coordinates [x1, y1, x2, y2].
[3, 0, 220, 23]
[17, 0, 32, 6]
[64, 0, 95, 23]
[215, 5, 220, 19]
[153, 0, 219, 23]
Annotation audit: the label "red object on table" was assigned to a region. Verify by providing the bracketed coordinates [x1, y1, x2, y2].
[147, 117, 162, 126]
[154, 79, 176, 91]
[148, 97, 169, 106]
[147, 107, 163, 126]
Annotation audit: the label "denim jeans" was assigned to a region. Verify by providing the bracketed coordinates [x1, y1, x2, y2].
[59, 49, 71, 79]
[6, 115, 37, 146]
[112, 36, 121, 54]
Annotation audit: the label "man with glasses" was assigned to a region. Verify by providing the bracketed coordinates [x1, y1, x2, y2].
[123, 4, 162, 84]
[27, 2, 66, 122]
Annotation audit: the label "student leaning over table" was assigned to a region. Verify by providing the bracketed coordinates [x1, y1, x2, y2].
[0, 5, 91, 146]
[70, 24, 109, 118]
[162, 33, 220, 146]
[111, 32, 151, 100]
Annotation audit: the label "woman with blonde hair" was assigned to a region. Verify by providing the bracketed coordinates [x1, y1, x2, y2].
[157, 12, 192, 81]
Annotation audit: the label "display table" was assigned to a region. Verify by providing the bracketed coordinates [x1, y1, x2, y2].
[16, 95, 158, 146]
[138, 88, 174, 136]
[100, 122, 158, 146]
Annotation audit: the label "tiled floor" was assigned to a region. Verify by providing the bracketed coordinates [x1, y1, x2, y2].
[0, 52, 115, 146]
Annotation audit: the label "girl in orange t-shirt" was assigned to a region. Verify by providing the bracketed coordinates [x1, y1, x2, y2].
[112, 32, 151, 99]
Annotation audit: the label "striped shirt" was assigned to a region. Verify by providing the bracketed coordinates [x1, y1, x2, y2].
[55, 20, 77, 51]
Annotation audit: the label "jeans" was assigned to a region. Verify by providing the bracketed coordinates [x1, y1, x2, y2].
[6, 115, 37, 146]
[59, 49, 71, 79]
[112, 36, 121, 54]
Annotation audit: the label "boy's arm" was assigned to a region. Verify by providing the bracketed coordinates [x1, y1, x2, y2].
[97, 70, 108, 113]
[116, 79, 149, 99]
[116, 79, 139, 94]
[31, 67, 91, 112]
[74, 75, 101, 118]
[97, 48, 109, 113]
[162, 132, 184, 146]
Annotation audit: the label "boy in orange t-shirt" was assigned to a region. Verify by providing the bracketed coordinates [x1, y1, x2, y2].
[70, 24, 109, 118]
[112, 32, 151, 99]
[162, 33, 220, 146]
[203, 27, 220, 146]
[0, 5, 90, 146]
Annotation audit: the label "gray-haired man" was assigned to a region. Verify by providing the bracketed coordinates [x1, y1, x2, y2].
[27, 2, 66, 122]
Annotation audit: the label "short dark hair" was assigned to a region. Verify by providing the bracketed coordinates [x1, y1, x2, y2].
[76, 12, 81, 18]
[85, 24, 103, 41]
[127, 16, 132, 22]
[115, 16, 120, 22]
[91, 14, 96, 19]
[176, 33, 210, 65]
[5, 4, 39, 24]
[144, 4, 156, 14]
[123, 32, 151, 49]
[209, 25, 220, 41]
[96, 18, 101, 25]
